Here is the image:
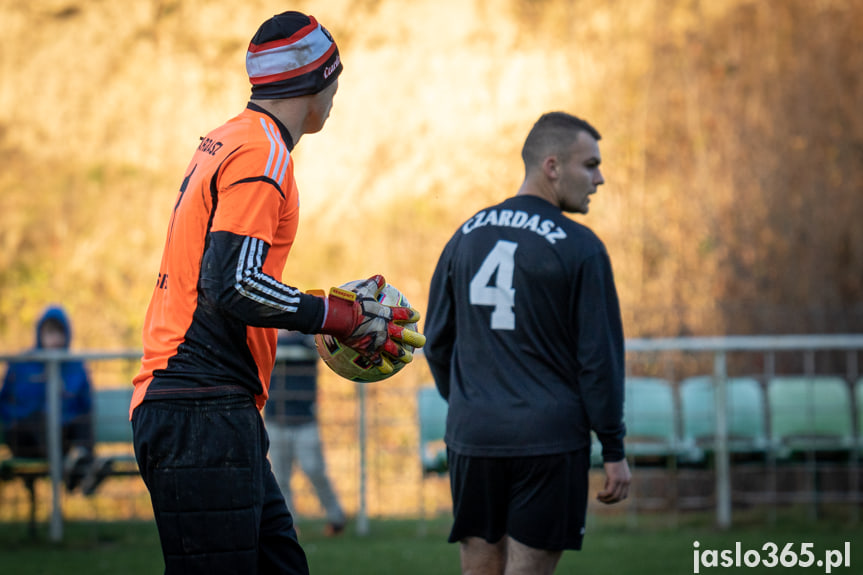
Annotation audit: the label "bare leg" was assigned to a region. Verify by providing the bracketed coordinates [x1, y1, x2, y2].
[504, 536, 562, 575]
[460, 536, 506, 575]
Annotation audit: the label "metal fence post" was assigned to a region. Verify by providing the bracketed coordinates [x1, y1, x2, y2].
[356, 382, 369, 535]
[713, 350, 731, 529]
[46, 356, 64, 542]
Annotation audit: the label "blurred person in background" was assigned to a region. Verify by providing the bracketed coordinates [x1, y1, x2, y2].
[0, 305, 113, 495]
[266, 329, 346, 536]
[425, 112, 631, 575]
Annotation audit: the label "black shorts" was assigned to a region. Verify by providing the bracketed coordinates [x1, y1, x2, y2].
[447, 448, 590, 551]
[132, 395, 309, 575]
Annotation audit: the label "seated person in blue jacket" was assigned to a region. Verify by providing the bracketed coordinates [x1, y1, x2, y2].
[0, 305, 112, 495]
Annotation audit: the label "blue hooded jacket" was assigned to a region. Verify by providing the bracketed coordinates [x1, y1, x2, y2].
[0, 306, 92, 426]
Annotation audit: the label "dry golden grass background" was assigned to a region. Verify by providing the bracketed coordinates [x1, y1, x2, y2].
[1, 0, 862, 523]
[1, 0, 862, 352]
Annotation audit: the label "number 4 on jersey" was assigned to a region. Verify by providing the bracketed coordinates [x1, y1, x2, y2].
[469, 240, 518, 330]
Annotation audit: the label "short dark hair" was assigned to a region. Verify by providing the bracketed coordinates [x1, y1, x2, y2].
[521, 112, 601, 169]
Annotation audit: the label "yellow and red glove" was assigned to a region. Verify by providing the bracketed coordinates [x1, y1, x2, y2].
[318, 275, 425, 374]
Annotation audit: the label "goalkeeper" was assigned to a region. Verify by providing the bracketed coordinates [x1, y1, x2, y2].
[129, 11, 423, 575]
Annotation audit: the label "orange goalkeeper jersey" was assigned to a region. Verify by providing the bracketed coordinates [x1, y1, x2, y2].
[130, 103, 326, 417]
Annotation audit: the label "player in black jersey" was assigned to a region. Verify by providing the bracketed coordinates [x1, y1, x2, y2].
[425, 112, 631, 574]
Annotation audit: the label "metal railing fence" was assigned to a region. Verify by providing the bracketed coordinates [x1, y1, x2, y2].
[2, 334, 862, 541]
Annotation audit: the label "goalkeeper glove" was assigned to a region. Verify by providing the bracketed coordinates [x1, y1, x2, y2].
[318, 275, 426, 374]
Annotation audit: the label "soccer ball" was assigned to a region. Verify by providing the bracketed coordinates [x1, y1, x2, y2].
[314, 281, 418, 383]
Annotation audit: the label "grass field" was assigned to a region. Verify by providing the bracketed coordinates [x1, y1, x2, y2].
[0, 508, 860, 574]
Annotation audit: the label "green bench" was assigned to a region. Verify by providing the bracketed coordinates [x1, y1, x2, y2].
[0, 387, 140, 537]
